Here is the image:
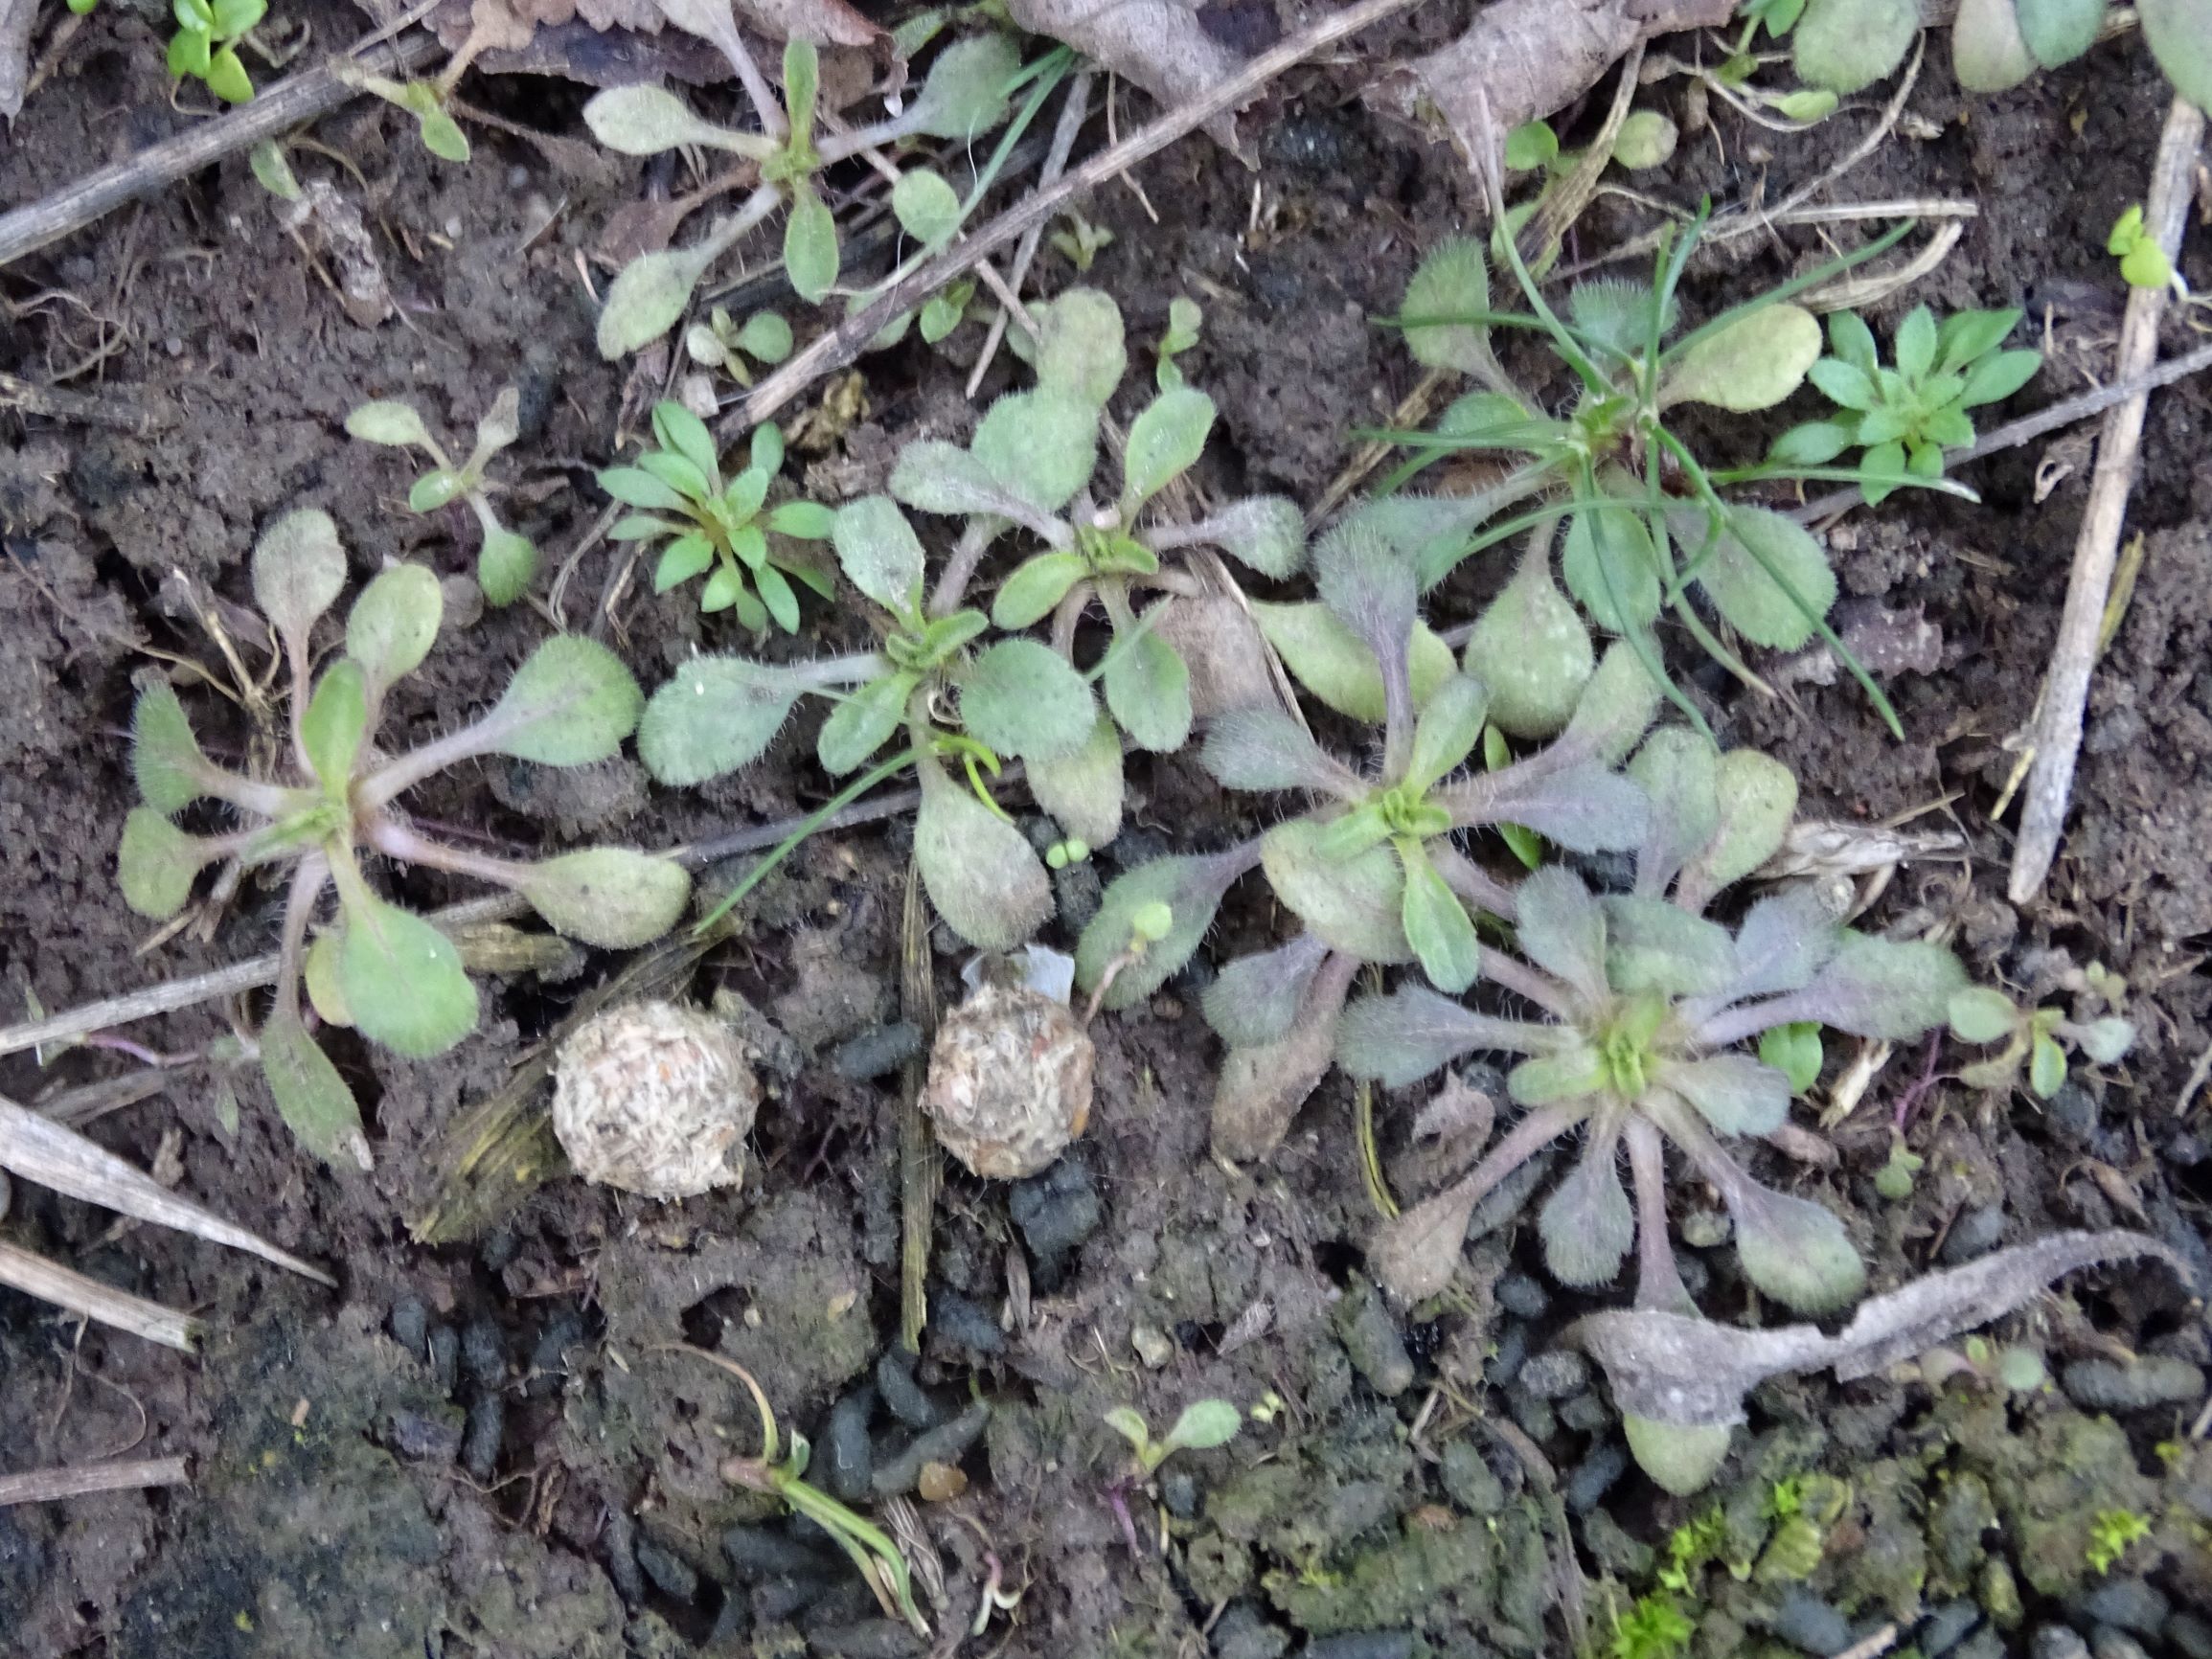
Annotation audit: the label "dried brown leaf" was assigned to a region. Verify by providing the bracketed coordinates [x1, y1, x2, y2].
[1008, 0, 1247, 152]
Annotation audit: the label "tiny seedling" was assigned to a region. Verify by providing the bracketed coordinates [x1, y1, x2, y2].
[1950, 0, 2211, 107]
[117, 509, 690, 1167]
[1770, 306, 2042, 504]
[169, 0, 265, 103]
[343, 68, 471, 162]
[2086, 1508, 2153, 1576]
[1050, 211, 1116, 273]
[1946, 986, 2133, 1100]
[1378, 209, 1961, 738]
[686, 306, 794, 387]
[1607, 1591, 1694, 1659]
[1153, 296, 1202, 391]
[2107, 205, 2185, 296]
[346, 389, 539, 605]
[582, 32, 1039, 356]
[1103, 1398, 1242, 1478]
[602, 402, 834, 633]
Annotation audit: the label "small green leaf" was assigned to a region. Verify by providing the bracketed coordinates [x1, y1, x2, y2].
[992, 553, 1088, 629]
[407, 470, 466, 512]
[169, 26, 211, 78]
[2141, 0, 2212, 110]
[600, 466, 692, 513]
[302, 660, 370, 786]
[1561, 641, 1665, 765]
[252, 508, 348, 643]
[1400, 237, 1495, 377]
[417, 108, 470, 164]
[1768, 420, 1856, 466]
[1809, 356, 1880, 411]
[1102, 625, 1192, 753]
[260, 1009, 369, 1169]
[596, 244, 715, 360]
[767, 500, 834, 539]
[1662, 304, 1823, 411]
[1073, 852, 1243, 1008]
[639, 657, 799, 784]
[1406, 673, 1489, 793]
[1121, 387, 1215, 514]
[2074, 1016, 2134, 1065]
[118, 807, 210, 918]
[1034, 288, 1128, 407]
[1465, 542, 1592, 740]
[1894, 305, 1938, 380]
[335, 892, 479, 1057]
[1539, 1139, 1633, 1286]
[1665, 1054, 1790, 1136]
[973, 390, 1100, 514]
[2015, 0, 2106, 65]
[1686, 505, 1837, 651]
[914, 761, 1052, 950]
[782, 35, 820, 137]
[962, 639, 1096, 761]
[1684, 748, 1799, 896]
[1953, 0, 2039, 88]
[1399, 842, 1479, 993]
[1190, 496, 1305, 579]
[477, 528, 537, 607]
[1610, 108, 1677, 170]
[651, 400, 720, 485]
[1501, 120, 1559, 170]
[1731, 1180, 1865, 1311]
[1160, 1399, 1241, 1455]
[248, 139, 302, 200]
[1760, 1022, 1825, 1094]
[488, 635, 644, 765]
[1562, 506, 1662, 632]
[1948, 987, 2019, 1044]
[1508, 1048, 1608, 1105]
[891, 169, 963, 249]
[1791, 0, 1918, 92]
[784, 184, 839, 304]
[1260, 819, 1411, 965]
[584, 84, 762, 156]
[132, 681, 213, 814]
[1602, 895, 1739, 995]
[911, 31, 1022, 137]
[1250, 601, 1455, 723]
[1773, 86, 1839, 120]
[1959, 349, 2042, 408]
[346, 563, 443, 686]
[1027, 714, 1124, 850]
[515, 849, 693, 947]
[203, 45, 252, 102]
[1104, 1406, 1150, 1451]
[831, 495, 925, 614]
[817, 673, 916, 776]
[346, 399, 431, 448]
[654, 535, 717, 593]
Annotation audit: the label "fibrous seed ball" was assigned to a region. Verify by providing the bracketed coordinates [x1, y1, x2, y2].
[921, 985, 1094, 1179]
[552, 1001, 759, 1199]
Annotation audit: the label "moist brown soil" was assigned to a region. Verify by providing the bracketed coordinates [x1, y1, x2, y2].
[2, 6, 2209, 1657]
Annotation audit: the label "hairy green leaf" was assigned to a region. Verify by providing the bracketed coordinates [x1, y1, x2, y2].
[489, 635, 643, 765]
[1791, 0, 1917, 92]
[1027, 713, 1124, 849]
[1160, 1398, 1241, 1455]
[260, 1009, 369, 1169]
[1686, 506, 1836, 650]
[914, 762, 1052, 950]
[477, 527, 537, 607]
[891, 168, 962, 249]
[1184, 496, 1306, 579]
[1662, 304, 1822, 411]
[1406, 673, 1489, 793]
[346, 563, 443, 687]
[345, 399, 431, 448]
[1400, 842, 1480, 993]
[1400, 237, 1495, 377]
[640, 657, 800, 784]
[1560, 641, 1664, 765]
[595, 242, 716, 359]
[1103, 623, 1192, 753]
[252, 508, 348, 642]
[1199, 707, 1352, 795]
[1515, 865, 1608, 1005]
[1730, 1179, 1866, 1311]
[335, 893, 479, 1057]
[1629, 727, 1720, 893]
[118, 807, 210, 918]
[1540, 1136, 1632, 1286]
[584, 84, 761, 154]
[992, 552, 1088, 629]
[962, 639, 1095, 761]
[1260, 819, 1410, 964]
[515, 849, 692, 947]
[1947, 986, 2018, 1044]
[1034, 288, 1127, 406]
[1249, 602, 1455, 723]
[1509, 1048, 1608, 1105]
[1562, 506, 1662, 631]
[1603, 896, 1739, 996]
[816, 672, 914, 776]
[132, 681, 212, 814]
[1465, 542, 1592, 739]
[1664, 1055, 1790, 1136]
[2016, 0, 2105, 65]
[830, 495, 925, 615]
[785, 184, 839, 304]
[911, 30, 1022, 137]
[1121, 387, 1215, 513]
[1206, 935, 1330, 1049]
[302, 660, 370, 786]
[973, 390, 1099, 513]
[1682, 749, 1798, 898]
[1074, 852, 1241, 1008]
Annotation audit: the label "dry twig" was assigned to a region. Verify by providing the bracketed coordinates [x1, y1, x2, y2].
[0, 1456, 191, 1508]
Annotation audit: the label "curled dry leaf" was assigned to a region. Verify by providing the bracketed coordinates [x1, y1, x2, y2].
[1007, 0, 1247, 152]
[282, 182, 394, 330]
[1369, 0, 1736, 162]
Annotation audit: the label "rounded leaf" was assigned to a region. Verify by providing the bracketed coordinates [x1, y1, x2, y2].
[118, 807, 209, 918]
[914, 764, 1052, 950]
[992, 552, 1088, 630]
[1028, 713, 1125, 849]
[2015, 0, 2105, 65]
[345, 399, 431, 448]
[640, 657, 801, 784]
[477, 528, 537, 607]
[1562, 641, 1665, 765]
[301, 659, 370, 786]
[1162, 1398, 1240, 1454]
[584, 83, 753, 155]
[516, 849, 692, 947]
[1798, 933, 1970, 1039]
[1689, 506, 1836, 650]
[785, 185, 840, 305]
[1624, 1418, 1733, 1496]
[260, 1011, 371, 1170]
[1193, 496, 1306, 579]
[1121, 386, 1215, 513]
[336, 895, 479, 1057]
[831, 495, 925, 614]
[1400, 237, 1494, 376]
[1539, 1137, 1633, 1286]
[1515, 865, 1608, 1004]
[1682, 748, 1798, 898]
[1947, 986, 2018, 1044]
[1562, 506, 1662, 632]
[132, 681, 212, 814]
[2141, 0, 2212, 110]
[1730, 1180, 1866, 1312]
[1250, 601, 1456, 723]
[961, 639, 1096, 761]
[1073, 852, 1240, 1009]
[1602, 895, 1739, 996]
[1661, 304, 1823, 412]
[2074, 1016, 2134, 1065]
[347, 563, 443, 685]
[973, 390, 1099, 514]
[1035, 288, 1127, 407]
[1208, 937, 1330, 1049]
[252, 508, 347, 642]
[912, 30, 1021, 137]
[816, 673, 914, 776]
[1610, 108, 1677, 170]
[1103, 623, 1192, 753]
[1260, 818, 1411, 964]
[1465, 547, 1593, 739]
[596, 243, 713, 359]
[1400, 846, 1480, 994]
[1664, 1056, 1790, 1137]
[1791, 0, 1918, 92]
[891, 168, 963, 249]
[489, 635, 643, 765]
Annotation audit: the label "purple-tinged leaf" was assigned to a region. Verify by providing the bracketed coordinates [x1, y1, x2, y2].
[1784, 931, 1970, 1040]
[1729, 1177, 1865, 1312]
[1452, 761, 1649, 852]
[1540, 1122, 1632, 1287]
[1199, 708, 1360, 797]
[1203, 933, 1330, 1048]
[1336, 986, 1559, 1088]
[1513, 865, 1608, 1007]
[1601, 896, 1737, 996]
[1699, 887, 1839, 1014]
[1368, 1102, 1586, 1303]
[1628, 728, 1718, 898]
[1660, 1054, 1790, 1138]
[1212, 953, 1356, 1162]
[1313, 519, 1418, 755]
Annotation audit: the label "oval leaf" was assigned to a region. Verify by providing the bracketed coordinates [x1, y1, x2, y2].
[973, 390, 1099, 514]
[1103, 623, 1193, 754]
[1791, 0, 1918, 92]
[1540, 1136, 1633, 1287]
[1661, 304, 1823, 412]
[1249, 601, 1455, 723]
[640, 657, 801, 784]
[1401, 237, 1495, 377]
[1685, 506, 1837, 650]
[1260, 818, 1411, 964]
[488, 635, 644, 765]
[831, 495, 925, 614]
[914, 764, 1052, 950]
[1028, 713, 1125, 849]
[516, 849, 692, 947]
[1074, 852, 1242, 1009]
[962, 638, 1096, 761]
[785, 184, 840, 305]
[817, 672, 915, 777]
[1035, 288, 1128, 407]
[132, 682, 212, 814]
[260, 1011, 370, 1169]
[1730, 1179, 1866, 1312]
[347, 563, 443, 686]
[118, 807, 210, 919]
[335, 894, 479, 1057]
[1121, 386, 1215, 513]
[345, 399, 430, 447]
[891, 168, 962, 249]
[252, 508, 348, 642]
[1466, 545, 1593, 739]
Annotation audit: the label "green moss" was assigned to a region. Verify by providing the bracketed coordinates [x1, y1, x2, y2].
[1266, 1515, 1498, 1637]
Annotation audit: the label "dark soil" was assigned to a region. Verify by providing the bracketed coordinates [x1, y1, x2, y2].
[2, 5, 2209, 1657]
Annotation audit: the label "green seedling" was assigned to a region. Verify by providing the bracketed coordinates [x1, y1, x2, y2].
[602, 402, 834, 634]
[1103, 1398, 1241, 1478]
[1607, 1591, 1694, 1659]
[1771, 306, 2042, 505]
[117, 510, 689, 1168]
[1074, 528, 1660, 1163]
[1947, 986, 2133, 1100]
[1951, 0, 2211, 108]
[1378, 207, 1958, 739]
[1154, 296, 1202, 391]
[347, 70, 470, 162]
[686, 305, 794, 387]
[1872, 1133, 1924, 1199]
[169, 0, 264, 103]
[582, 31, 1038, 356]
[919, 278, 983, 347]
[2107, 205, 2182, 295]
[346, 390, 538, 605]
[1050, 211, 1116, 273]
[2086, 1508, 2152, 1575]
[686, 1348, 928, 1634]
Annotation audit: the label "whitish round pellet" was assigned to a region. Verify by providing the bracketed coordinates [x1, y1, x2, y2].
[921, 985, 1094, 1179]
[552, 1001, 759, 1199]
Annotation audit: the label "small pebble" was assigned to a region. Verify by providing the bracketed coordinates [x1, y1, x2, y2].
[1050, 859, 1102, 933]
[2030, 1627, 2091, 1659]
[875, 1348, 946, 1430]
[1563, 1440, 1628, 1514]
[461, 1317, 506, 1390]
[1304, 1635, 1414, 1659]
[1951, 1627, 2006, 1659]
[1212, 1601, 1290, 1659]
[1677, 1252, 1712, 1299]
[1008, 1153, 1103, 1277]
[2045, 1083, 2099, 1148]
[2167, 1613, 2212, 1659]
[388, 1409, 463, 1463]
[1161, 1469, 1198, 1519]
[524, 1309, 582, 1400]
[1334, 1278, 1415, 1398]
[604, 1511, 646, 1604]
[1494, 1272, 1549, 1320]
[478, 1225, 518, 1273]
[1769, 1587, 1852, 1656]
[929, 1291, 1006, 1357]
[832, 1022, 922, 1081]
[1485, 1321, 1529, 1389]
[1468, 1151, 1552, 1239]
[1940, 1206, 2008, 1265]
[462, 1394, 505, 1482]
[1921, 1600, 1981, 1657]
[1559, 1393, 1611, 1435]
[1131, 1324, 1174, 1368]
[724, 1525, 837, 1579]
[873, 1401, 989, 1496]
[823, 1386, 877, 1503]
[635, 1538, 698, 1602]
[1439, 1442, 1505, 1515]
[390, 1296, 429, 1360]
[1517, 1350, 1591, 1400]
[1507, 1389, 1557, 1444]
[2064, 1356, 2205, 1412]
[2073, 1578, 2169, 1637]
[427, 1325, 459, 1395]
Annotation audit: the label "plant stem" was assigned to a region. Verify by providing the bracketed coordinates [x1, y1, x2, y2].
[928, 518, 1003, 619]
[1626, 1116, 1694, 1315]
[690, 748, 922, 936]
[1477, 949, 1577, 1022]
[271, 853, 329, 1027]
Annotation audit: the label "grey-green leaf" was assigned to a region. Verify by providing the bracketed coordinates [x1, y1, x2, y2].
[1514, 865, 1608, 1006]
[1680, 749, 1798, 900]
[1260, 818, 1410, 964]
[639, 657, 801, 784]
[1684, 506, 1836, 651]
[1602, 895, 1739, 996]
[2142, 0, 2212, 109]
[584, 83, 762, 155]
[335, 894, 479, 1057]
[911, 31, 1022, 138]
[1791, 0, 1918, 92]
[914, 762, 1052, 950]
[346, 563, 443, 687]
[1406, 672, 1489, 793]
[962, 639, 1096, 761]
[1027, 713, 1124, 849]
[1205, 935, 1330, 1049]
[260, 1010, 370, 1170]
[1184, 496, 1306, 579]
[1103, 623, 1192, 753]
[1401, 237, 1496, 378]
[1730, 1179, 1866, 1312]
[816, 673, 914, 776]
[785, 184, 839, 304]
[1796, 932, 1970, 1039]
[1661, 304, 1823, 411]
[1074, 852, 1242, 1009]
[1034, 287, 1127, 407]
[1121, 386, 1215, 513]
[1465, 541, 1592, 739]
[1952, 0, 2038, 88]
[301, 659, 370, 787]
[1540, 1137, 1633, 1287]
[132, 681, 212, 814]
[891, 168, 963, 250]
[118, 807, 211, 919]
[2015, 0, 2105, 65]
[1629, 727, 1720, 895]
[973, 390, 1099, 514]
[1249, 602, 1456, 723]
[345, 399, 431, 448]
[515, 849, 693, 947]
[1562, 505, 1662, 632]
[831, 495, 925, 614]
[1560, 642, 1664, 765]
[1663, 1056, 1790, 1137]
[252, 507, 348, 642]
[488, 636, 644, 765]
[596, 242, 716, 359]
